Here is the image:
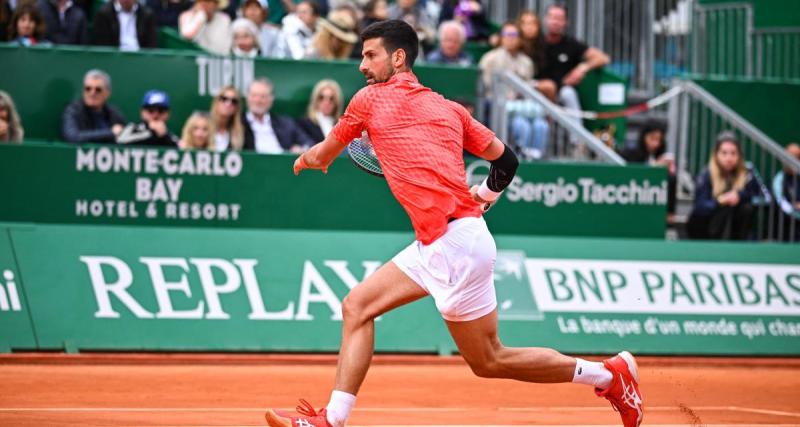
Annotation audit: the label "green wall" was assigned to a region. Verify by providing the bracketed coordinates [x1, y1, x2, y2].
[698, 0, 800, 27]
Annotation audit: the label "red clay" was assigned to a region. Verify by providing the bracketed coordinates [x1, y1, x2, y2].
[1, 353, 799, 426]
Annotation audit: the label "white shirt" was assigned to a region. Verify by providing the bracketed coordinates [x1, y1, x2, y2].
[315, 112, 334, 137]
[246, 112, 283, 154]
[115, 1, 140, 51]
[215, 131, 230, 152]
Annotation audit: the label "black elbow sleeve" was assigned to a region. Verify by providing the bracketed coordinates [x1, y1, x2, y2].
[486, 144, 519, 192]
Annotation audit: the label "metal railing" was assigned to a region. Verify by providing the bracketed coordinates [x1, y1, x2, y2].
[665, 80, 800, 242]
[490, 71, 626, 165]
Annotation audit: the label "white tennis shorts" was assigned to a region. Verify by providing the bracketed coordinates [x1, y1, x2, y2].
[392, 216, 497, 322]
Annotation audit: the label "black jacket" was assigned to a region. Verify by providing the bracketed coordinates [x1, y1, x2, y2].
[691, 168, 762, 217]
[92, 2, 158, 48]
[62, 100, 127, 143]
[37, 0, 89, 44]
[295, 117, 326, 143]
[242, 112, 314, 152]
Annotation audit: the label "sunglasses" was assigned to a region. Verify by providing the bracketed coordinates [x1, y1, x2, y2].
[218, 95, 239, 105]
[502, 30, 520, 37]
[144, 106, 168, 114]
[84, 85, 104, 94]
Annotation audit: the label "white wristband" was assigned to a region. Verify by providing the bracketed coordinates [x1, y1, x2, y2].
[477, 179, 502, 202]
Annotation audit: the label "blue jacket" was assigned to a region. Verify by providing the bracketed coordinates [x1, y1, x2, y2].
[692, 167, 762, 216]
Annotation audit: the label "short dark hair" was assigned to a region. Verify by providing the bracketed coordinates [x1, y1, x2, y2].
[547, 2, 569, 17]
[360, 19, 419, 68]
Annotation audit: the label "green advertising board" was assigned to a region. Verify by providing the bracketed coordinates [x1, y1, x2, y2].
[3, 223, 800, 355]
[0, 228, 36, 352]
[0, 143, 667, 238]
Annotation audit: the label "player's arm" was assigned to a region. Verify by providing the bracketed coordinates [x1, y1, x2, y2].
[293, 133, 347, 175]
[470, 137, 519, 207]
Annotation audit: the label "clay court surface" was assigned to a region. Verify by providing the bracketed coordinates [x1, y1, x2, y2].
[1, 354, 799, 427]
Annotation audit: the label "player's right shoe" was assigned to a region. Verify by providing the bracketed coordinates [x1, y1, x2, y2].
[265, 399, 332, 427]
[595, 351, 643, 427]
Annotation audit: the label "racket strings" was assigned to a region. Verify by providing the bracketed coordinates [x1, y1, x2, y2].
[348, 136, 384, 176]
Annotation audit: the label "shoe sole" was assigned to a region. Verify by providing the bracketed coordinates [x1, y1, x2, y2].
[619, 351, 640, 383]
[265, 410, 293, 427]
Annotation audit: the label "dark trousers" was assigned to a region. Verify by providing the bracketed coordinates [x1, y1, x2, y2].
[688, 203, 754, 240]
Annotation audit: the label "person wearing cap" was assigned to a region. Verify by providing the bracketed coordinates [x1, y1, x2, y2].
[231, 17, 261, 57]
[306, 8, 358, 59]
[179, 0, 232, 55]
[281, 0, 319, 59]
[239, 0, 289, 58]
[63, 69, 127, 144]
[116, 90, 179, 147]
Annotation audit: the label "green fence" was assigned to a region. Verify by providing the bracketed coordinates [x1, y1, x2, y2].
[0, 143, 667, 238]
[0, 45, 480, 142]
[1, 222, 798, 355]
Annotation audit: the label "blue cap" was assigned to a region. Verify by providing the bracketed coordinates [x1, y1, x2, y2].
[142, 90, 170, 109]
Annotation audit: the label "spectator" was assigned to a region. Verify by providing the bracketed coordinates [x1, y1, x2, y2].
[306, 8, 357, 59]
[179, 0, 232, 54]
[146, 0, 192, 28]
[360, 0, 387, 29]
[479, 22, 549, 160]
[8, 4, 53, 47]
[281, 0, 318, 59]
[687, 131, 761, 240]
[620, 119, 677, 216]
[179, 111, 214, 150]
[242, 78, 313, 154]
[516, 10, 554, 100]
[239, 0, 289, 58]
[0, 0, 10, 41]
[0, 91, 24, 144]
[388, 0, 435, 52]
[37, 0, 89, 44]
[296, 79, 342, 142]
[774, 143, 800, 241]
[93, 0, 158, 50]
[438, 0, 490, 42]
[538, 4, 609, 125]
[230, 17, 260, 57]
[62, 69, 127, 144]
[117, 90, 180, 147]
[425, 20, 472, 66]
[209, 85, 245, 151]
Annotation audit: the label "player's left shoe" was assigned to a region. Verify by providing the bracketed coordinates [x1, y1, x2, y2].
[595, 351, 643, 427]
[265, 399, 332, 427]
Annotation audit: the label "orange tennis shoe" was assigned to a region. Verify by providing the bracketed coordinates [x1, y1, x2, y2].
[595, 351, 644, 427]
[265, 399, 332, 427]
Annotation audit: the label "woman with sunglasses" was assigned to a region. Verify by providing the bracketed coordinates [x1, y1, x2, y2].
[296, 79, 343, 143]
[209, 85, 244, 151]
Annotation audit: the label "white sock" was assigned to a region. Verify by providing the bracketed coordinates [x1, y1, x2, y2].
[571, 358, 613, 389]
[325, 390, 356, 427]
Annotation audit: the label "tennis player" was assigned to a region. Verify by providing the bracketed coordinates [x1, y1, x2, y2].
[265, 20, 643, 427]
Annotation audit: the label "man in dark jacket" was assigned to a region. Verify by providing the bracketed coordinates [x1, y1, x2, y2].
[37, 0, 89, 44]
[242, 78, 313, 154]
[62, 69, 127, 143]
[117, 90, 180, 147]
[93, 0, 158, 49]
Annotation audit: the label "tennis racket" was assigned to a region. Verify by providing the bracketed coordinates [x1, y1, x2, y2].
[347, 134, 384, 178]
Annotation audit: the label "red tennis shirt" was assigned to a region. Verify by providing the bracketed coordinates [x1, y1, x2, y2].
[331, 71, 495, 244]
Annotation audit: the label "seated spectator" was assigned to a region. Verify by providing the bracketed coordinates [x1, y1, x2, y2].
[426, 20, 472, 66]
[117, 90, 180, 147]
[479, 22, 549, 160]
[0, 91, 24, 144]
[538, 4, 609, 127]
[306, 9, 357, 59]
[209, 85, 245, 151]
[179, 111, 214, 150]
[388, 0, 435, 53]
[242, 78, 313, 154]
[360, 0, 387, 29]
[774, 143, 800, 241]
[620, 119, 677, 216]
[147, 0, 192, 28]
[281, 0, 318, 59]
[239, 0, 289, 58]
[296, 79, 342, 142]
[439, 0, 490, 42]
[179, 0, 232, 54]
[93, 0, 158, 50]
[37, 0, 89, 44]
[687, 131, 762, 240]
[517, 10, 555, 100]
[8, 4, 52, 47]
[62, 69, 127, 144]
[230, 17, 260, 57]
